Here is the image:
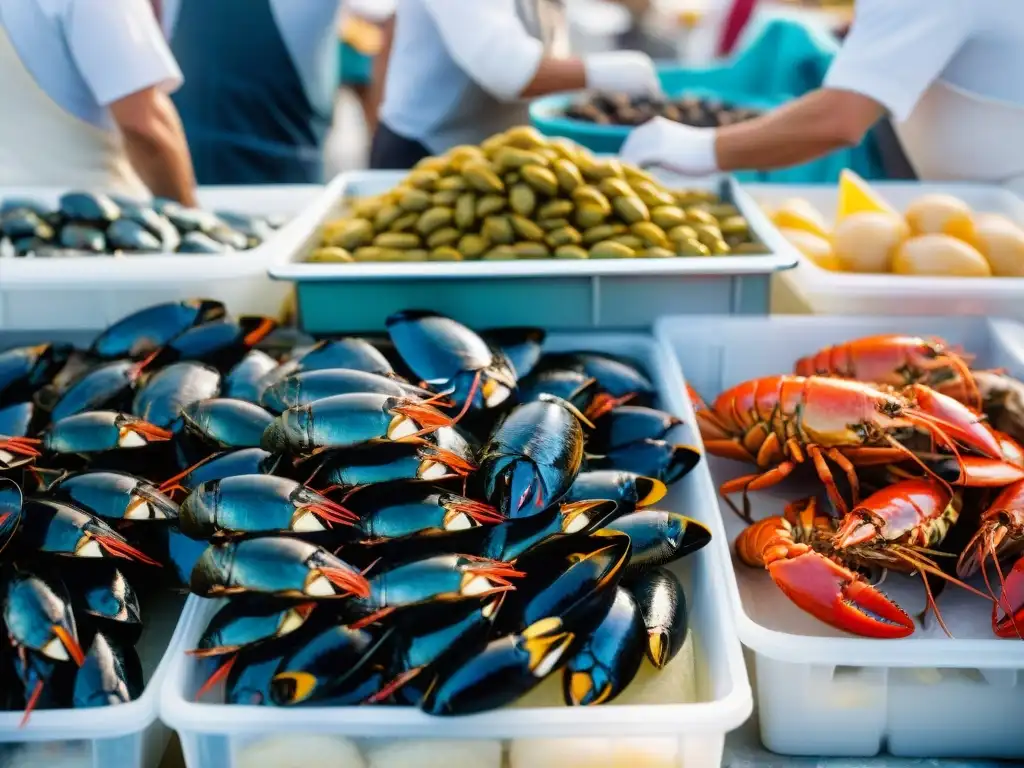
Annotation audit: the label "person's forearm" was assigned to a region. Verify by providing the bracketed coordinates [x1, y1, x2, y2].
[365, 14, 394, 132]
[519, 57, 587, 99]
[121, 105, 197, 205]
[714, 89, 883, 171]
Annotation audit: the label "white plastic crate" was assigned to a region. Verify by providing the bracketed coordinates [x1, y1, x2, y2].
[747, 181, 1024, 318]
[0, 185, 328, 330]
[160, 332, 752, 768]
[0, 593, 188, 768]
[654, 314, 1024, 759]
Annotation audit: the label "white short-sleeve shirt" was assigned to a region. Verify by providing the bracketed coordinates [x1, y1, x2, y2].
[0, 0, 182, 131]
[824, 0, 1024, 122]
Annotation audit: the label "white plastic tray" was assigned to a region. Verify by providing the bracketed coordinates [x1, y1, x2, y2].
[0, 185, 325, 330]
[748, 181, 1024, 317]
[654, 314, 1024, 759]
[160, 332, 752, 768]
[0, 593, 188, 768]
[267, 171, 796, 332]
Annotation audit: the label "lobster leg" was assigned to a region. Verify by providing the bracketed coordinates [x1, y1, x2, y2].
[993, 556, 1024, 638]
[719, 462, 797, 522]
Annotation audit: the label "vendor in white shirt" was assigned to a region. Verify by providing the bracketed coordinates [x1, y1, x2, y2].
[621, 0, 1024, 192]
[371, 0, 662, 169]
[0, 0, 196, 204]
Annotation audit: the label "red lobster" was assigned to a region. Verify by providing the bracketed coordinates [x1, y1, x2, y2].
[956, 478, 1024, 638]
[690, 375, 1019, 520]
[736, 479, 990, 638]
[794, 334, 982, 411]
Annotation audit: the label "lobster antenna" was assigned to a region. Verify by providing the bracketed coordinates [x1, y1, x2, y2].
[949, 355, 982, 412]
[882, 433, 955, 499]
[890, 544, 992, 601]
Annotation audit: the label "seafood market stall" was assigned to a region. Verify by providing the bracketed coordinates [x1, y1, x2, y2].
[268, 127, 796, 333]
[0, 185, 326, 331]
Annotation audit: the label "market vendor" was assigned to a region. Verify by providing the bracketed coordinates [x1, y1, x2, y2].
[162, 0, 342, 185]
[620, 0, 1024, 190]
[370, 0, 663, 169]
[0, 0, 196, 204]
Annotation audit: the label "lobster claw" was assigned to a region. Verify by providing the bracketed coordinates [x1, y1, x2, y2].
[905, 385, 1002, 460]
[993, 556, 1024, 639]
[767, 549, 915, 639]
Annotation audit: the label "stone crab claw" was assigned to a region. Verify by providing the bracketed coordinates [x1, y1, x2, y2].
[767, 549, 915, 639]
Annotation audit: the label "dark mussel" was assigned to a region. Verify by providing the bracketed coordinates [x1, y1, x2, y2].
[267, 624, 388, 707]
[0, 401, 36, 437]
[106, 219, 163, 253]
[17, 499, 161, 565]
[11, 236, 55, 257]
[43, 411, 172, 455]
[207, 224, 249, 251]
[1, 197, 49, 217]
[162, 527, 210, 587]
[179, 475, 358, 540]
[159, 447, 279, 497]
[481, 327, 545, 380]
[1, 209, 53, 241]
[261, 393, 452, 456]
[178, 232, 228, 253]
[116, 202, 180, 251]
[147, 316, 278, 372]
[0, 432, 42, 473]
[420, 616, 575, 716]
[587, 406, 683, 452]
[177, 398, 274, 450]
[499, 530, 631, 638]
[47, 470, 178, 522]
[189, 537, 369, 600]
[73, 633, 144, 707]
[350, 480, 503, 546]
[45, 360, 147, 422]
[516, 368, 599, 411]
[301, 426, 476, 490]
[5, 573, 85, 665]
[223, 350, 277, 403]
[562, 587, 645, 706]
[67, 568, 143, 644]
[13, 646, 76, 716]
[478, 396, 586, 520]
[345, 553, 524, 628]
[481, 499, 619, 563]
[224, 649, 284, 705]
[564, 470, 667, 511]
[386, 310, 516, 416]
[0, 477, 22, 538]
[59, 191, 120, 224]
[368, 596, 500, 705]
[216, 211, 274, 246]
[626, 567, 688, 668]
[90, 299, 226, 360]
[0, 343, 74, 405]
[589, 439, 702, 485]
[153, 200, 220, 232]
[260, 369, 433, 414]
[535, 352, 656, 413]
[193, 598, 316, 658]
[59, 224, 107, 253]
[284, 338, 395, 377]
[133, 361, 221, 428]
[604, 511, 711, 575]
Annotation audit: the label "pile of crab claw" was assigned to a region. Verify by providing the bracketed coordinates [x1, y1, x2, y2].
[690, 333, 1024, 640]
[0, 298, 712, 718]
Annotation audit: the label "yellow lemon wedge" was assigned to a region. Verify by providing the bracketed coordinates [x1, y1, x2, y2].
[904, 194, 976, 242]
[771, 198, 831, 239]
[836, 169, 899, 221]
[778, 227, 841, 270]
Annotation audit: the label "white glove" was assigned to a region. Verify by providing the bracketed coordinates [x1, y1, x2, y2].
[583, 51, 662, 97]
[619, 116, 719, 175]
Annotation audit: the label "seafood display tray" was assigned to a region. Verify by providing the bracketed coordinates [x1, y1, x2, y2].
[159, 332, 752, 768]
[655, 314, 1024, 760]
[745, 181, 1024, 318]
[267, 171, 797, 334]
[0, 184, 326, 331]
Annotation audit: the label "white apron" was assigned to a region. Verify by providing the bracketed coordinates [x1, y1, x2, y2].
[895, 79, 1024, 196]
[0, 18, 147, 196]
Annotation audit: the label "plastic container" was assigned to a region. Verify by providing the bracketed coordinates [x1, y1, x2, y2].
[160, 332, 753, 768]
[269, 171, 796, 334]
[751, 181, 1024, 318]
[0, 185, 325, 330]
[654, 313, 1024, 759]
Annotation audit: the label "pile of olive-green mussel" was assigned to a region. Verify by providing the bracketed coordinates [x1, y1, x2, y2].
[310, 127, 766, 262]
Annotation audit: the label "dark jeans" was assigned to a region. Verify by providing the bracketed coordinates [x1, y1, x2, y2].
[369, 122, 432, 170]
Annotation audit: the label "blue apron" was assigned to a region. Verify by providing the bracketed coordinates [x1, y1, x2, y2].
[170, 0, 332, 184]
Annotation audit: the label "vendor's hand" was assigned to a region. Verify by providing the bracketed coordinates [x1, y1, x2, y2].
[583, 51, 662, 97]
[619, 116, 719, 175]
